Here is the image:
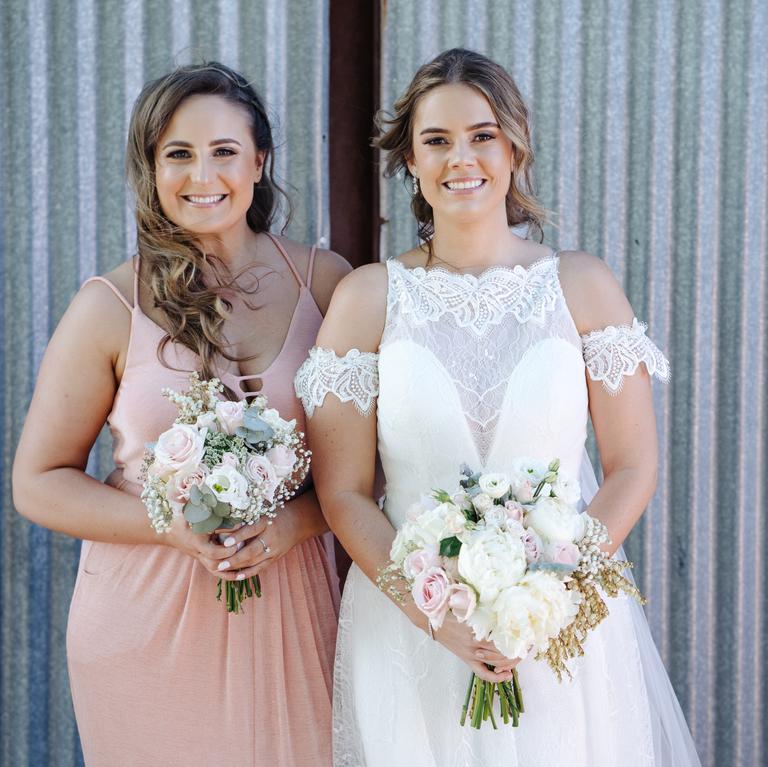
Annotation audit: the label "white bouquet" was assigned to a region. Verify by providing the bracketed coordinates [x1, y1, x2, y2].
[380, 459, 643, 729]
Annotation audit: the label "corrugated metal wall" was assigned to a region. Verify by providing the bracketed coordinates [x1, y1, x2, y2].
[0, 1, 328, 764]
[2, 1, 766, 765]
[380, 2, 767, 766]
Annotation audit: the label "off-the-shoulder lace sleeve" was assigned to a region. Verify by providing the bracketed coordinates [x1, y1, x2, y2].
[294, 346, 380, 417]
[581, 318, 670, 394]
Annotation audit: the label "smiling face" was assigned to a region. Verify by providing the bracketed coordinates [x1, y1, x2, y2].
[155, 94, 265, 238]
[409, 83, 514, 227]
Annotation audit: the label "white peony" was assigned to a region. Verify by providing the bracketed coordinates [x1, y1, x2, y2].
[491, 571, 580, 659]
[478, 473, 511, 499]
[526, 496, 586, 544]
[204, 464, 250, 510]
[458, 528, 527, 603]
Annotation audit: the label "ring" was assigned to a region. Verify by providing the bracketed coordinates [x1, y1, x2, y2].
[258, 536, 271, 554]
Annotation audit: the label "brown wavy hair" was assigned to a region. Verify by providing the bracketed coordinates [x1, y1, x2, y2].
[376, 48, 547, 244]
[125, 61, 291, 388]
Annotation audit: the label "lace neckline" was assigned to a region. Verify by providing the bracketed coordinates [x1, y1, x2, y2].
[386, 252, 562, 334]
[389, 252, 559, 283]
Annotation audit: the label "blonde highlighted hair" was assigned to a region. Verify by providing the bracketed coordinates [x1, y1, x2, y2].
[376, 48, 546, 243]
[125, 61, 290, 388]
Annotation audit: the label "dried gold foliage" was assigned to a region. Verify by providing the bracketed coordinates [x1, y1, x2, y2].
[537, 560, 645, 681]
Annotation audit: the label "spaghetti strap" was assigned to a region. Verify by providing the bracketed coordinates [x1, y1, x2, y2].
[264, 232, 304, 287]
[306, 245, 318, 290]
[133, 255, 140, 307]
[83, 276, 133, 312]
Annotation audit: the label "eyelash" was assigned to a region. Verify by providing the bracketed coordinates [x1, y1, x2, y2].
[165, 147, 237, 160]
[423, 133, 495, 146]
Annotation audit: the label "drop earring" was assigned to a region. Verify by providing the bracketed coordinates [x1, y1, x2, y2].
[412, 174, 419, 195]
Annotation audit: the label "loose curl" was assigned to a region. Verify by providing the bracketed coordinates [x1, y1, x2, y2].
[376, 48, 547, 245]
[125, 61, 291, 389]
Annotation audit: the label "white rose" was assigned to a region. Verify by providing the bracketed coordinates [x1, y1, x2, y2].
[458, 528, 527, 603]
[390, 524, 415, 564]
[215, 400, 246, 435]
[526, 497, 586, 544]
[472, 493, 494, 514]
[204, 464, 250, 510]
[478, 473, 511, 499]
[552, 475, 582, 506]
[195, 412, 218, 432]
[482, 505, 508, 528]
[153, 424, 206, 479]
[260, 407, 296, 433]
[411, 502, 466, 547]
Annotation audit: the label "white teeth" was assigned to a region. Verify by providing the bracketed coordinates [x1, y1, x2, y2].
[446, 179, 484, 190]
[186, 195, 224, 204]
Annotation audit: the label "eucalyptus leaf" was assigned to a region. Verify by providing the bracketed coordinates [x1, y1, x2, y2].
[529, 562, 576, 575]
[214, 501, 231, 517]
[190, 514, 224, 534]
[183, 501, 212, 524]
[189, 485, 203, 504]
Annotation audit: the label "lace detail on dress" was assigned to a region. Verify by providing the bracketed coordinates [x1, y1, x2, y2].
[294, 346, 379, 417]
[388, 257, 560, 336]
[581, 318, 670, 394]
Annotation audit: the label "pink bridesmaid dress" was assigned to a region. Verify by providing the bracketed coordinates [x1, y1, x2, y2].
[67, 234, 339, 766]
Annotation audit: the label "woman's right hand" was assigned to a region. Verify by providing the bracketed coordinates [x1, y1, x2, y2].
[106, 471, 232, 577]
[431, 612, 521, 683]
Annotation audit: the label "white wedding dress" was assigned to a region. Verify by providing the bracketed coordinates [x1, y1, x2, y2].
[296, 255, 700, 767]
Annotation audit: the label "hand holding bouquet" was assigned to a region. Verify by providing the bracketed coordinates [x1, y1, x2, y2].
[380, 459, 643, 729]
[141, 374, 310, 613]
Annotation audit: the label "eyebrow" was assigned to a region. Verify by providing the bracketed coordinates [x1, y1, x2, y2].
[419, 121, 500, 135]
[161, 138, 242, 150]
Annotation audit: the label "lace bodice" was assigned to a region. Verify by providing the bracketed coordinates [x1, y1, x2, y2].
[375, 257, 590, 528]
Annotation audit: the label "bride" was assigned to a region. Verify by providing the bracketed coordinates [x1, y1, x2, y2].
[295, 48, 700, 767]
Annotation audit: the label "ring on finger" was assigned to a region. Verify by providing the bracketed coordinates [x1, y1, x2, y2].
[258, 536, 271, 554]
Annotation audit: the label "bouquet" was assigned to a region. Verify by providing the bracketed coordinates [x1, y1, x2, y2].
[141, 373, 310, 613]
[379, 459, 643, 729]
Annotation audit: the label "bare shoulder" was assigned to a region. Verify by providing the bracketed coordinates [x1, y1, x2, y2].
[557, 250, 634, 334]
[308, 248, 352, 314]
[316, 261, 389, 353]
[68, 259, 134, 356]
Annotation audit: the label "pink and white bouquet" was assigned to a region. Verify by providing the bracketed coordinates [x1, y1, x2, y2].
[381, 459, 642, 729]
[141, 373, 310, 613]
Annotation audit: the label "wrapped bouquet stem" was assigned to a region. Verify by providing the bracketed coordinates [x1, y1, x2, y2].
[141, 373, 310, 613]
[379, 459, 644, 729]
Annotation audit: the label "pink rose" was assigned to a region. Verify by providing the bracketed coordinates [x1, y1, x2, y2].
[504, 500, 524, 523]
[521, 529, 542, 564]
[215, 400, 246, 435]
[516, 480, 534, 503]
[243, 454, 279, 501]
[448, 583, 477, 623]
[544, 542, 581, 567]
[166, 467, 209, 514]
[221, 452, 239, 468]
[265, 445, 297, 479]
[154, 424, 205, 479]
[412, 567, 451, 630]
[403, 547, 440, 579]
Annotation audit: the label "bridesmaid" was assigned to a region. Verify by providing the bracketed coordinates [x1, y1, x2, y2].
[13, 62, 349, 766]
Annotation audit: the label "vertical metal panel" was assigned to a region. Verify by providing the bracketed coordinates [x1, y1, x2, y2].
[379, 2, 766, 765]
[0, 1, 329, 764]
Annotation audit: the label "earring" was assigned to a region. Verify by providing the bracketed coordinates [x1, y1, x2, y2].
[412, 174, 419, 195]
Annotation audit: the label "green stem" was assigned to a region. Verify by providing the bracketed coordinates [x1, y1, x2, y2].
[513, 668, 525, 713]
[460, 673, 474, 726]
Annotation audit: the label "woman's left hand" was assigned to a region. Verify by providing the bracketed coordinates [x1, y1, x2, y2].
[212, 493, 323, 581]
